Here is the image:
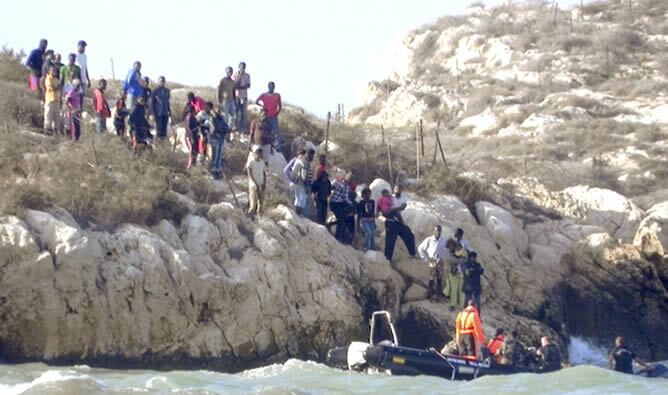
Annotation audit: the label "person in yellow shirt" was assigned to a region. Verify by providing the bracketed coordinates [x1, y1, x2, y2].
[455, 299, 486, 359]
[43, 65, 61, 133]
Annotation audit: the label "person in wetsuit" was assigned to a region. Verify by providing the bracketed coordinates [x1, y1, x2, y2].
[608, 336, 652, 374]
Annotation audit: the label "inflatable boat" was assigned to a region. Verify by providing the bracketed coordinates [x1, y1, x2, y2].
[326, 311, 668, 380]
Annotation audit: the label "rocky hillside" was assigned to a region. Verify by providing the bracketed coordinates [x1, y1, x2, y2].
[350, 0, 668, 207]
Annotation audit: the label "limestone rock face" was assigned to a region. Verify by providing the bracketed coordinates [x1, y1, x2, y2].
[634, 201, 668, 257]
[0, 208, 403, 371]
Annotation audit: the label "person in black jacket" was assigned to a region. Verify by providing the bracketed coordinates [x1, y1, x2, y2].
[461, 251, 484, 311]
[129, 96, 152, 153]
[537, 337, 562, 372]
[209, 107, 230, 179]
[608, 336, 652, 374]
[311, 171, 332, 225]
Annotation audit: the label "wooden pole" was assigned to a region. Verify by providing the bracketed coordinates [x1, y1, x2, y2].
[325, 111, 331, 153]
[431, 121, 440, 166]
[224, 174, 241, 209]
[381, 124, 385, 145]
[435, 128, 448, 171]
[110, 58, 115, 80]
[364, 150, 369, 181]
[387, 144, 394, 187]
[90, 137, 99, 167]
[419, 119, 425, 157]
[455, 58, 461, 91]
[416, 122, 421, 179]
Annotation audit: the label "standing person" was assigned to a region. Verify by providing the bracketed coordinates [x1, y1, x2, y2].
[114, 93, 129, 137]
[187, 92, 206, 114]
[60, 53, 81, 96]
[443, 239, 466, 310]
[53, 53, 63, 76]
[209, 107, 230, 179]
[357, 188, 376, 251]
[184, 105, 200, 169]
[26, 39, 47, 95]
[129, 96, 152, 153]
[418, 225, 448, 299]
[461, 251, 484, 311]
[315, 154, 328, 179]
[290, 149, 314, 217]
[43, 65, 61, 133]
[536, 337, 562, 372]
[455, 228, 472, 252]
[124, 61, 145, 112]
[256, 82, 283, 148]
[330, 173, 355, 243]
[249, 110, 273, 166]
[196, 101, 215, 164]
[455, 300, 486, 359]
[152, 76, 171, 140]
[217, 66, 237, 128]
[608, 336, 652, 374]
[92, 79, 111, 133]
[233, 62, 251, 133]
[75, 40, 90, 90]
[65, 79, 83, 141]
[378, 188, 416, 262]
[142, 77, 152, 113]
[246, 147, 267, 219]
[39, 50, 55, 93]
[311, 171, 332, 225]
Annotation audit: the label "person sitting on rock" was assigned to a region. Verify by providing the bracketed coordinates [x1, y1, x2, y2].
[609, 336, 653, 374]
[455, 299, 486, 359]
[497, 330, 526, 367]
[488, 328, 505, 362]
[461, 251, 484, 312]
[443, 238, 466, 310]
[417, 225, 447, 299]
[536, 336, 562, 372]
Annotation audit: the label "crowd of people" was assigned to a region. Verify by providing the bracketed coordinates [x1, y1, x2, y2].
[25, 39, 655, 375]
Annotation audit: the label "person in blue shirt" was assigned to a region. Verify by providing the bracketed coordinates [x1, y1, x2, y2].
[26, 39, 48, 95]
[124, 61, 146, 112]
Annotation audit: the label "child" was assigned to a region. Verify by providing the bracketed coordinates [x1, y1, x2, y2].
[311, 171, 332, 225]
[114, 93, 129, 136]
[43, 65, 61, 133]
[93, 79, 111, 133]
[377, 189, 404, 224]
[65, 79, 83, 141]
[357, 187, 376, 250]
[184, 104, 200, 168]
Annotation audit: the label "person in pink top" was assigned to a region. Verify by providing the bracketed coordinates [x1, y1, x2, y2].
[186, 92, 206, 114]
[66, 78, 83, 141]
[256, 81, 284, 149]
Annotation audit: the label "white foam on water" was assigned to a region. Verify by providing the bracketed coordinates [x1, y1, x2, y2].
[568, 337, 608, 366]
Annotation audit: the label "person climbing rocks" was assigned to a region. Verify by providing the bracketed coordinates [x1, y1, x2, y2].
[26, 39, 47, 96]
[249, 109, 274, 166]
[256, 81, 283, 148]
[461, 251, 484, 311]
[184, 104, 201, 169]
[497, 331, 526, 367]
[129, 96, 152, 153]
[217, 66, 237, 129]
[357, 188, 376, 251]
[152, 76, 171, 140]
[93, 79, 111, 133]
[378, 187, 416, 262]
[312, 170, 332, 225]
[443, 238, 466, 310]
[455, 300, 485, 359]
[114, 92, 129, 137]
[43, 65, 61, 133]
[246, 147, 266, 219]
[536, 336, 562, 372]
[330, 173, 355, 243]
[65, 78, 83, 141]
[417, 225, 447, 299]
[608, 336, 652, 374]
[233, 61, 251, 133]
[124, 61, 145, 112]
[209, 106, 230, 179]
[488, 328, 505, 361]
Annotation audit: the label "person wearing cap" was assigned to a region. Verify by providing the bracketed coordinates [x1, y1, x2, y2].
[26, 39, 47, 95]
[75, 40, 90, 89]
[65, 79, 83, 141]
[461, 251, 484, 311]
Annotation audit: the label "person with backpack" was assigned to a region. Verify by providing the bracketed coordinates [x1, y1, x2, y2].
[152, 76, 171, 140]
[93, 79, 111, 133]
[209, 107, 230, 179]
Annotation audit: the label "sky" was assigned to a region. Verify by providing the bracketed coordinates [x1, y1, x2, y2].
[2, 0, 582, 117]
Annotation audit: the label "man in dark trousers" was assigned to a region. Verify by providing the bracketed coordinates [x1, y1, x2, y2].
[461, 251, 484, 311]
[26, 39, 48, 95]
[209, 107, 230, 179]
[129, 96, 152, 153]
[377, 189, 416, 262]
[152, 76, 171, 140]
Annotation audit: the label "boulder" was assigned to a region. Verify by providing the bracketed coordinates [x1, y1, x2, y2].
[369, 178, 392, 202]
[634, 201, 668, 256]
[475, 201, 529, 258]
[402, 283, 428, 303]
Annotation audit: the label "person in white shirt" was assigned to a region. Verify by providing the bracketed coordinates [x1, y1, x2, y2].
[418, 225, 448, 299]
[246, 147, 267, 219]
[75, 40, 89, 89]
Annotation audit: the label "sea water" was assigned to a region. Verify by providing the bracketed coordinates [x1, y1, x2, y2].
[1, 338, 666, 395]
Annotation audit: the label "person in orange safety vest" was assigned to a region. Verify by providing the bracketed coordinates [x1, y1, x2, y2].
[488, 328, 505, 363]
[455, 300, 486, 359]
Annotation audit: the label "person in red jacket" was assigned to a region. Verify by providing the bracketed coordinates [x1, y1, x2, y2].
[488, 328, 505, 362]
[93, 79, 111, 133]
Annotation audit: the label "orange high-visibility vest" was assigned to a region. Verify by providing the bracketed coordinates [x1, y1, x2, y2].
[455, 306, 486, 346]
